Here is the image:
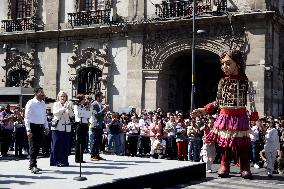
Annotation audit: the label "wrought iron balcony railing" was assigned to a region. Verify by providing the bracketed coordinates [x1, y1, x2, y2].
[1, 17, 38, 32]
[68, 9, 111, 28]
[155, 0, 227, 19]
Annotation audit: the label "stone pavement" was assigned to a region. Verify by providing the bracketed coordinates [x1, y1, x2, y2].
[169, 164, 284, 189]
[0, 154, 204, 189]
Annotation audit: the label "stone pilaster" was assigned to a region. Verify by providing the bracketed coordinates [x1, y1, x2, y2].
[43, 42, 58, 99]
[126, 36, 143, 113]
[142, 70, 159, 111]
[245, 20, 266, 116]
[128, 0, 145, 19]
[45, 0, 59, 30]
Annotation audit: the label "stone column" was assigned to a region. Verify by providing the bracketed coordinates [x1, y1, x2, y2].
[45, 0, 59, 30]
[43, 42, 58, 100]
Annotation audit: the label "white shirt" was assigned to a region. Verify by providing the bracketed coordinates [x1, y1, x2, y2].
[24, 97, 48, 131]
[127, 121, 139, 134]
[249, 125, 259, 142]
[152, 138, 166, 150]
[138, 118, 151, 136]
[74, 105, 90, 124]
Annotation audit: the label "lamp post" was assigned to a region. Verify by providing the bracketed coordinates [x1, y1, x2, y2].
[190, 0, 207, 112]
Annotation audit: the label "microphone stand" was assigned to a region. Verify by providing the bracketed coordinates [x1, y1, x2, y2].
[74, 106, 87, 181]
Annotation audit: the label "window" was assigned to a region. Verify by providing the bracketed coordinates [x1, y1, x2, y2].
[9, 69, 29, 87]
[11, 0, 33, 19]
[80, 0, 107, 11]
[77, 67, 102, 95]
[84, 0, 93, 11]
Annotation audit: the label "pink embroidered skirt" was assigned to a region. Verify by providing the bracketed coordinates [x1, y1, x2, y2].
[205, 109, 251, 148]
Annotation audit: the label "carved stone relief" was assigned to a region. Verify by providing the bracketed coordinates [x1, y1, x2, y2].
[68, 42, 111, 98]
[2, 49, 37, 87]
[143, 22, 248, 70]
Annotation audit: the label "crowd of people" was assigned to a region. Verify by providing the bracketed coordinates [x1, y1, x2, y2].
[0, 98, 284, 175]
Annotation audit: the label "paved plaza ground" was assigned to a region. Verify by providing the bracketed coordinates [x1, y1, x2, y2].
[1, 154, 284, 189]
[174, 164, 284, 189]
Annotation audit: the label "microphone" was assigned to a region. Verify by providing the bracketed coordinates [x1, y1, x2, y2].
[69, 98, 80, 102]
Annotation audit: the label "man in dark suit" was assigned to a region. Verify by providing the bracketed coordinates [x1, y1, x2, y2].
[90, 92, 108, 161]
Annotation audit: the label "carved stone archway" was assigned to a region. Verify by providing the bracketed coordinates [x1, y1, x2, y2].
[143, 22, 248, 70]
[68, 42, 110, 99]
[2, 49, 37, 87]
[142, 23, 248, 111]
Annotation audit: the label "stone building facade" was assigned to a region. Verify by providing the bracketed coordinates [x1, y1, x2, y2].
[0, 0, 284, 116]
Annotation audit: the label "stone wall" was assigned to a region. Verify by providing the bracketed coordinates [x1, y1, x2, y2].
[244, 20, 267, 116]
[0, 0, 8, 21]
[109, 40, 128, 112]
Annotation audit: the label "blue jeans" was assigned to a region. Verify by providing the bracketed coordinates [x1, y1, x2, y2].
[251, 141, 259, 164]
[188, 138, 202, 161]
[108, 133, 120, 155]
[119, 133, 126, 155]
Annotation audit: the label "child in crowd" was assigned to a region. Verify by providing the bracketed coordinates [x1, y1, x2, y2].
[263, 118, 281, 178]
[151, 133, 166, 159]
[175, 115, 187, 161]
[249, 120, 261, 169]
[200, 116, 216, 173]
[187, 119, 201, 162]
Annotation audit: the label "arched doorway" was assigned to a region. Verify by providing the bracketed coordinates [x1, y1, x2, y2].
[77, 67, 102, 95]
[159, 49, 223, 113]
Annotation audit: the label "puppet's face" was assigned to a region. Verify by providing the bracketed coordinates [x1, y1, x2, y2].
[220, 55, 239, 76]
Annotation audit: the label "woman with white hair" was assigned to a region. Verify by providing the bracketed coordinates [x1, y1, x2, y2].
[50, 91, 74, 167]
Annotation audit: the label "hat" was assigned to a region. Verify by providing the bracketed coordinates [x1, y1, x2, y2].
[250, 112, 259, 121]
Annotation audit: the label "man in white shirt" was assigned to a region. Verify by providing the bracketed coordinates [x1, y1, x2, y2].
[25, 87, 49, 174]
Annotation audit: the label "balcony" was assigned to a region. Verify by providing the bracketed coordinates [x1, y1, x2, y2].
[68, 9, 111, 28]
[1, 17, 39, 32]
[155, 0, 227, 19]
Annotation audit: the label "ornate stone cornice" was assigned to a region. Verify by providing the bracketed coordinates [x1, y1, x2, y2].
[69, 43, 110, 71]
